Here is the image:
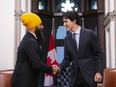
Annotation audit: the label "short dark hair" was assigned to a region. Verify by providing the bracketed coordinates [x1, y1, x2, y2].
[62, 11, 81, 25]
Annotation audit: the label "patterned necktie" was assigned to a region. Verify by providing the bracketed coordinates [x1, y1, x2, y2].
[72, 33, 77, 48]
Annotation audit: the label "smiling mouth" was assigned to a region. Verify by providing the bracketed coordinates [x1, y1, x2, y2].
[65, 25, 68, 28]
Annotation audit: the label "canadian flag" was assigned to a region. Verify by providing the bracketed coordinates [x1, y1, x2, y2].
[44, 33, 58, 87]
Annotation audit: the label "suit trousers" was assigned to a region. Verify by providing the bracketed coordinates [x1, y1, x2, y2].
[73, 68, 97, 87]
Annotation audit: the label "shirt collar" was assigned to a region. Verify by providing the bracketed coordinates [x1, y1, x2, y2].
[72, 26, 81, 35]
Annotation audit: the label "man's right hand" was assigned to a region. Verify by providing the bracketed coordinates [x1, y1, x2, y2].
[52, 65, 60, 74]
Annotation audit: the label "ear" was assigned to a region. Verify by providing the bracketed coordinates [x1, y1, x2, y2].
[73, 19, 76, 24]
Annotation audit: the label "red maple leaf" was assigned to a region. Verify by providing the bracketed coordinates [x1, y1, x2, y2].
[46, 56, 58, 77]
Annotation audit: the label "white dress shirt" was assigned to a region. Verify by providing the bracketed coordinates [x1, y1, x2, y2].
[72, 26, 81, 49]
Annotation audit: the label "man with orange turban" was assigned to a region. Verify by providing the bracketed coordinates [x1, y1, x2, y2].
[10, 12, 59, 87]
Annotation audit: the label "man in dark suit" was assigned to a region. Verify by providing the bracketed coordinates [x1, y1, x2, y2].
[11, 12, 59, 87]
[58, 12, 104, 87]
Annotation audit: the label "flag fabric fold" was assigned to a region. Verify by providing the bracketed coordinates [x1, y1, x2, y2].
[44, 33, 58, 87]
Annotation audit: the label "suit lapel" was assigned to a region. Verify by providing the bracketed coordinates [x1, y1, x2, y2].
[68, 33, 79, 58]
[79, 28, 86, 56]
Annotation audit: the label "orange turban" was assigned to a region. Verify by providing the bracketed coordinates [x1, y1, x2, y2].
[20, 12, 42, 29]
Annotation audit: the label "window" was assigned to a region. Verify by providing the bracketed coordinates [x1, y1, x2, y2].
[38, 0, 48, 11]
[88, 0, 97, 10]
[56, 26, 66, 39]
[56, 0, 81, 12]
[54, 18, 67, 63]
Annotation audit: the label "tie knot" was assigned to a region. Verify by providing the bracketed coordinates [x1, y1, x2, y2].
[73, 33, 77, 36]
[72, 33, 76, 39]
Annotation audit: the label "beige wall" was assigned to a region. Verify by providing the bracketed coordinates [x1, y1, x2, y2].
[0, 1, 15, 70]
[104, 0, 116, 68]
[0, 0, 31, 70]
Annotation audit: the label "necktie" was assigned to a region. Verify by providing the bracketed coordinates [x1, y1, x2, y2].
[72, 33, 77, 48]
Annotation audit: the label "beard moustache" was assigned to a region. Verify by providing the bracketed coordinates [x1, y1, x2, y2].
[35, 27, 45, 43]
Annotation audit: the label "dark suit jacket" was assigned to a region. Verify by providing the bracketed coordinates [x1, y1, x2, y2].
[11, 32, 53, 87]
[59, 28, 104, 87]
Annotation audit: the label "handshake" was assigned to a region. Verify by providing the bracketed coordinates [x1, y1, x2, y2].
[52, 65, 60, 74]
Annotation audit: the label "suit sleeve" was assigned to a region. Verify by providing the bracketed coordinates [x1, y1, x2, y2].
[25, 39, 53, 74]
[59, 37, 72, 70]
[90, 30, 104, 74]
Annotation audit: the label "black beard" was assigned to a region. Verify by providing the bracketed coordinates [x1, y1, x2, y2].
[35, 27, 45, 43]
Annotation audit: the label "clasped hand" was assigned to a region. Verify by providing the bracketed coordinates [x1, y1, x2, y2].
[52, 65, 60, 74]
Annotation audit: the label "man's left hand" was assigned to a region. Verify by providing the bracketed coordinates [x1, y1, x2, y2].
[94, 73, 102, 82]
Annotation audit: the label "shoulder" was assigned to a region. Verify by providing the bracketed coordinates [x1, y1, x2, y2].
[81, 28, 97, 40]
[22, 34, 38, 48]
[81, 28, 94, 33]
[23, 32, 37, 43]
[81, 28, 96, 36]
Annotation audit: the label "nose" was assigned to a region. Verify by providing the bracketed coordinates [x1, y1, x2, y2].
[63, 22, 66, 26]
[42, 25, 44, 29]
